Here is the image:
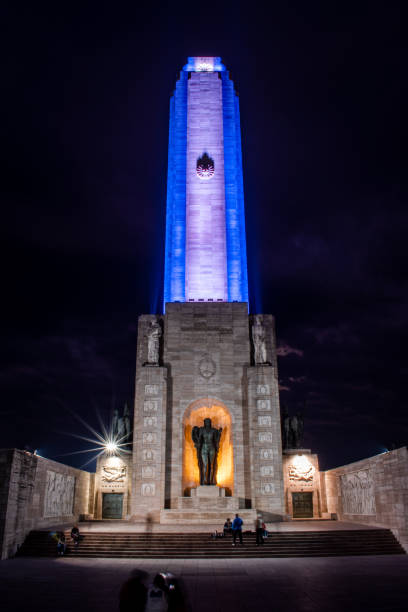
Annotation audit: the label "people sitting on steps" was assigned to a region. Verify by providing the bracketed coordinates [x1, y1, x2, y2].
[223, 517, 232, 536]
[71, 525, 80, 546]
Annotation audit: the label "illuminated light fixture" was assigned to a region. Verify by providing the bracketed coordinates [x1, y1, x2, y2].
[182, 57, 226, 73]
[105, 441, 119, 454]
[104, 439, 119, 455]
[196, 62, 213, 71]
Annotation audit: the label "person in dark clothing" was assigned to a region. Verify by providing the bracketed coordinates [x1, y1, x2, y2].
[119, 569, 148, 612]
[231, 513, 243, 546]
[255, 516, 264, 546]
[145, 573, 169, 612]
[223, 518, 232, 536]
[71, 525, 80, 546]
[56, 532, 66, 556]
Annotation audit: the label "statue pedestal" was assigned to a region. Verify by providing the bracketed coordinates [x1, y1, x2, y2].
[191, 485, 225, 498]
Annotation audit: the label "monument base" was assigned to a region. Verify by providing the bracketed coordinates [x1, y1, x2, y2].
[176, 494, 238, 511]
[191, 485, 226, 498]
[160, 508, 257, 525]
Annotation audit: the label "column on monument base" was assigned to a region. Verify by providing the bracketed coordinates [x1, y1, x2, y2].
[246, 363, 285, 521]
[131, 365, 168, 522]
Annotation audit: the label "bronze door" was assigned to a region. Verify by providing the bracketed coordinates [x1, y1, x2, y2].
[102, 493, 123, 519]
[292, 492, 313, 518]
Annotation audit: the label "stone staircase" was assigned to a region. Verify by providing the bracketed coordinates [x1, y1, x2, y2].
[17, 528, 405, 558]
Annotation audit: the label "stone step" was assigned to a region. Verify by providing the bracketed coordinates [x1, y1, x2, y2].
[17, 529, 405, 558]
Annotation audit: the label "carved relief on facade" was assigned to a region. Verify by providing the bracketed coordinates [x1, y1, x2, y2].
[142, 449, 157, 461]
[260, 465, 274, 477]
[143, 432, 157, 444]
[144, 416, 158, 427]
[141, 483, 156, 496]
[257, 384, 270, 395]
[260, 448, 273, 460]
[142, 466, 156, 479]
[198, 354, 216, 379]
[145, 384, 159, 395]
[43, 471, 75, 518]
[258, 415, 271, 427]
[144, 400, 159, 412]
[261, 482, 274, 495]
[256, 399, 271, 411]
[258, 432, 272, 443]
[340, 470, 376, 515]
[288, 462, 315, 482]
[101, 465, 126, 483]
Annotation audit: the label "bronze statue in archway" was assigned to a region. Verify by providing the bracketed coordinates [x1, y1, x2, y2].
[192, 418, 222, 485]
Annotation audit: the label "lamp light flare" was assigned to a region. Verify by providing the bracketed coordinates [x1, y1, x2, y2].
[57, 406, 132, 469]
[105, 440, 119, 454]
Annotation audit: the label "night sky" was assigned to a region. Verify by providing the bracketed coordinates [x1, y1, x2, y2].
[1, 2, 407, 471]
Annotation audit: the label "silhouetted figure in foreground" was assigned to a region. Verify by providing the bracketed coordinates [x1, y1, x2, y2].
[146, 573, 169, 611]
[119, 569, 148, 612]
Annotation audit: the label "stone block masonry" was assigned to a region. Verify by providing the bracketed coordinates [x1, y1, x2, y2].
[0, 449, 92, 559]
[323, 446, 408, 551]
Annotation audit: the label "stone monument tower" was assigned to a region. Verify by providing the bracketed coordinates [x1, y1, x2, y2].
[131, 57, 284, 523]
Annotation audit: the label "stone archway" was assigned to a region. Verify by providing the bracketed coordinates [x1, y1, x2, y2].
[182, 398, 234, 494]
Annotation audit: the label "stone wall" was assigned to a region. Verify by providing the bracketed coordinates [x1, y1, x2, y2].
[323, 447, 408, 550]
[0, 449, 92, 559]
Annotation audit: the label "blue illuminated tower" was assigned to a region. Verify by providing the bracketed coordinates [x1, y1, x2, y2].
[163, 57, 248, 309]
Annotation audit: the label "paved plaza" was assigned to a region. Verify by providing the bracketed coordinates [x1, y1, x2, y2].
[1, 554, 407, 612]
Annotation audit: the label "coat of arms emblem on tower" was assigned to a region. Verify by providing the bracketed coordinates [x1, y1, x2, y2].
[196, 153, 215, 179]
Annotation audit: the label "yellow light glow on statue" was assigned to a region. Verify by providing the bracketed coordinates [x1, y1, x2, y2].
[183, 403, 233, 493]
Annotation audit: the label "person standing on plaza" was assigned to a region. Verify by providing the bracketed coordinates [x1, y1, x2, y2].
[231, 513, 243, 546]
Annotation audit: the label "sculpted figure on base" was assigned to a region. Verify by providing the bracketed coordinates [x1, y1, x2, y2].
[252, 315, 268, 364]
[146, 320, 162, 365]
[192, 418, 222, 485]
[281, 407, 304, 449]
